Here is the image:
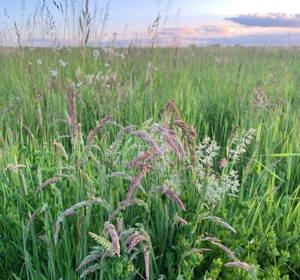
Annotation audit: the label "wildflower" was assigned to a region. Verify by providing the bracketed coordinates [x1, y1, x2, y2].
[120, 53, 125, 59]
[37, 59, 42, 65]
[95, 71, 103, 80]
[50, 70, 58, 77]
[59, 59, 67, 66]
[76, 82, 83, 87]
[155, 67, 158, 71]
[105, 63, 110, 67]
[67, 48, 71, 53]
[85, 74, 94, 85]
[93, 50, 100, 60]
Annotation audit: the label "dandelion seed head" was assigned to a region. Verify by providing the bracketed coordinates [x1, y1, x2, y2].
[93, 50, 100, 57]
[37, 59, 42, 65]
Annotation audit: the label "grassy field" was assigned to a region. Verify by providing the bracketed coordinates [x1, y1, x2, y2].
[0, 44, 299, 280]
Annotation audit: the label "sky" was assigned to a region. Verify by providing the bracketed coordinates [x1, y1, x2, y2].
[1, 0, 300, 47]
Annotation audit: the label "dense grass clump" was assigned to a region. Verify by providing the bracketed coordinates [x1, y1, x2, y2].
[1, 39, 300, 279]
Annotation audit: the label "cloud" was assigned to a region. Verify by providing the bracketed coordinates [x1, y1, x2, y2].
[225, 13, 300, 28]
[196, 24, 233, 35]
[158, 27, 199, 37]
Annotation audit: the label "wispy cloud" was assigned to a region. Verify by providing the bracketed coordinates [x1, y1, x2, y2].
[158, 25, 233, 38]
[225, 13, 300, 28]
[158, 27, 199, 37]
[196, 24, 233, 35]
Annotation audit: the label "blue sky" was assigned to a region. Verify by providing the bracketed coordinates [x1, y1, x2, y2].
[1, 0, 300, 46]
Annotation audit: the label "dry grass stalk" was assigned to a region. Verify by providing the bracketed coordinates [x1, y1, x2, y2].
[127, 235, 148, 253]
[129, 151, 154, 170]
[206, 216, 236, 233]
[170, 135, 186, 162]
[76, 253, 102, 271]
[62, 200, 94, 217]
[85, 115, 112, 156]
[173, 120, 197, 154]
[8, 164, 26, 171]
[130, 131, 164, 157]
[21, 124, 35, 140]
[109, 172, 146, 193]
[104, 223, 120, 257]
[192, 154, 198, 168]
[224, 262, 255, 273]
[79, 263, 101, 278]
[161, 131, 181, 160]
[117, 218, 123, 235]
[210, 241, 238, 262]
[1, 105, 17, 118]
[108, 200, 129, 222]
[109, 198, 148, 222]
[54, 216, 63, 245]
[68, 84, 77, 136]
[199, 236, 221, 242]
[26, 210, 38, 232]
[35, 177, 62, 194]
[20, 171, 27, 195]
[161, 98, 181, 127]
[164, 190, 186, 211]
[155, 182, 186, 211]
[176, 215, 188, 225]
[38, 235, 50, 249]
[144, 246, 151, 280]
[117, 125, 137, 139]
[126, 165, 151, 202]
[227, 124, 239, 149]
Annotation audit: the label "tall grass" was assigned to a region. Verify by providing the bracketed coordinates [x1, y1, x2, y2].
[1, 1, 300, 279]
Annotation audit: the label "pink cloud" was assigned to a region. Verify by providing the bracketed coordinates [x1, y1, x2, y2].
[196, 24, 233, 35]
[158, 26, 199, 37]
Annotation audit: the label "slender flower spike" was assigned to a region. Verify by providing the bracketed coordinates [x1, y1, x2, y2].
[126, 165, 151, 202]
[36, 59, 42, 65]
[219, 157, 227, 169]
[144, 246, 151, 280]
[105, 223, 120, 257]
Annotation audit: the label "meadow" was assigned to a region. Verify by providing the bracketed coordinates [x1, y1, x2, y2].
[1, 5, 300, 279]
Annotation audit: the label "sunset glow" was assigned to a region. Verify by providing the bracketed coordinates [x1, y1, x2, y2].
[1, 0, 299, 46]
